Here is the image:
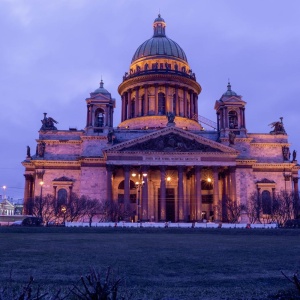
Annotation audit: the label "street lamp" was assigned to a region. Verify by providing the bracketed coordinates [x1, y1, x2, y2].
[39, 181, 44, 198]
[132, 171, 147, 222]
[2, 185, 6, 200]
[61, 205, 67, 225]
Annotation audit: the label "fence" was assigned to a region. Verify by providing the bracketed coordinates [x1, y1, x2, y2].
[65, 221, 278, 229]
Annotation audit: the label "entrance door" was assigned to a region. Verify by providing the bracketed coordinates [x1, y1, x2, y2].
[158, 188, 175, 222]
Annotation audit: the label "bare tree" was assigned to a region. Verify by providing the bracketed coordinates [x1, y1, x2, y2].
[224, 197, 245, 223]
[246, 192, 261, 224]
[246, 190, 299, 226]
[30, 194, 56, 224]
[101, 200, 133, 222]
[272, 191, 298, 226]
[65, 193, 87, 222]
[84, 198, 103, 227]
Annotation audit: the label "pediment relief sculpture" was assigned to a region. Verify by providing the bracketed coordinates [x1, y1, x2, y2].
[122, 133, 222, 152]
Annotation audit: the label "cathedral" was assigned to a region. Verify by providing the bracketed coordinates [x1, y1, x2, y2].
[22, 15, 299, 223]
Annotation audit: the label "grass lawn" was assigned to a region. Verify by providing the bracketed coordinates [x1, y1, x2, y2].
[0, 227, 299, 299]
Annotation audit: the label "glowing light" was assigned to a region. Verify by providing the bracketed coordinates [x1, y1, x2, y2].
[132, 172, 137, 177]
[207, 177, 212, 183]
[39, 181, 44, 186]
[166, 176, 171, 182]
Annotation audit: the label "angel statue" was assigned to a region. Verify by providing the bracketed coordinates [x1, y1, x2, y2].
[40, 112, 58, 130]
[166, 112, 175, 124]
[269, 117, 286, 135]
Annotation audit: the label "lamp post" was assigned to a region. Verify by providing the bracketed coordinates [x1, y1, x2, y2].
[2, 185, 6, 200]
[39, 181, 44, 198]
[61, 205, 67, 225]
[132, 171, 147, 222]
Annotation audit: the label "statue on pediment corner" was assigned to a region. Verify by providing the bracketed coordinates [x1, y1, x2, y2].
[229, 131, 236, 145]
[166, 112, 175, 124]
[40, 113, 58, 131]
[269, 117, 286, 135]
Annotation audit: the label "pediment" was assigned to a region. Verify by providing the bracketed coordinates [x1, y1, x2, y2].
[221, 97, 247, 105]
[105, 127, 238, 154]
[53, 176, 73, 182]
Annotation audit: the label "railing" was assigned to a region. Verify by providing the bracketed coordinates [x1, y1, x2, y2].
[122, 69, 197, 82]
[196, 115, 218, 130]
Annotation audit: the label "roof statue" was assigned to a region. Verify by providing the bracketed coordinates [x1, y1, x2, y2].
[269, 117, 286, 135]
[40, 113, 58, 131]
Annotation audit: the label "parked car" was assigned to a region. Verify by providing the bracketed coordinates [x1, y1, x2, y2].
[21, 217, 43, 226]
[10, 220, 23, 226]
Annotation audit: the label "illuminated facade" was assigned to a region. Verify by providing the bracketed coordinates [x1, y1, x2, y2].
[22, 15, 299, 222]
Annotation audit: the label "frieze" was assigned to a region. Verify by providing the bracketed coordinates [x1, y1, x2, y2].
[121, 133, 222, 153]
[201, 157, 235, 162]
[251, 143, 290, 147]
[36, 140, 82, 145]
[81, 136, 107, 141]
[107, 155, 143, 161]
[236, 160, 257, 165]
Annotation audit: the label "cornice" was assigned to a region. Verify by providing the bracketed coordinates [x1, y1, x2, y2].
[36, 139, 82, 145]
[78, 157, 106, 163]
[30, 160, 81, 167]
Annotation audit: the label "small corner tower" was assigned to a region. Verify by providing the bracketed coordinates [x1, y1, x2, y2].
[85, 80, 115, 135]
[214, 82, 247, 138]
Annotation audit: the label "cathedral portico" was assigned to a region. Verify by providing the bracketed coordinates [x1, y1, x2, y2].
[105, 162, 237, 223]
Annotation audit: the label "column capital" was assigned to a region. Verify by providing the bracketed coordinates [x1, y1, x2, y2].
[159, 165, 166, 172]
[123, 165, 131, 172]
[177, 165, 185, 172]
[106, 164, 115, 172]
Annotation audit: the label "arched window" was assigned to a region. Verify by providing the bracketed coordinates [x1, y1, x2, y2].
[262, 190, 272, 214]
[95, 109, 105, 127]
[57, 188, 67, 206]
[228, 111, 238, 129]
[158, 92, 166, 115]
[173, 94, 176, 115]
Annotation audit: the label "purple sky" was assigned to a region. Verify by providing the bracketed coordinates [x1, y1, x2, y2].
[1, 1, 299, 199]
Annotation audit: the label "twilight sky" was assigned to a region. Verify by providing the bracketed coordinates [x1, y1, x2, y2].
[1, 0, 299, 199]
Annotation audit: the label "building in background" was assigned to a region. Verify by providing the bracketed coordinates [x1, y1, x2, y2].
[22, 15, 299, 223]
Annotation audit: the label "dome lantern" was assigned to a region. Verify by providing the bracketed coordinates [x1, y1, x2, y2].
[153, 14, 166, 37]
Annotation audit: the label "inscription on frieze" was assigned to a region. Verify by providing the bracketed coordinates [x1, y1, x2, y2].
[122, 133, 221, 153]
